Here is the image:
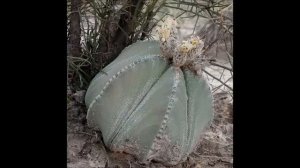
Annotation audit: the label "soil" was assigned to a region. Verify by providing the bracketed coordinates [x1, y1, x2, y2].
[67, 88, 233, 168]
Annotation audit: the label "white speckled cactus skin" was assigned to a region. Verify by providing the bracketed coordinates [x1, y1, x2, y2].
[85, 40, 214, 165]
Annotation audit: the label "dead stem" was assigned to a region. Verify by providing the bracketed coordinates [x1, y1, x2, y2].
[203, 69, 233, 91]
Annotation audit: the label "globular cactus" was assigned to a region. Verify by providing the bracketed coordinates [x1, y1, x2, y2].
[85, 17, 213, 166]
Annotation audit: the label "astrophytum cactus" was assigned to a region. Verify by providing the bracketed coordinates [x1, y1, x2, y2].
[85, 18, 214, 165]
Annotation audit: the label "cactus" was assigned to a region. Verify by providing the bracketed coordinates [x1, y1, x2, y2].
[85, 18, 214, 166]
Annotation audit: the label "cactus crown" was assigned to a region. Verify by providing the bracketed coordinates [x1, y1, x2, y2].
[157, 17, 207, 76]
